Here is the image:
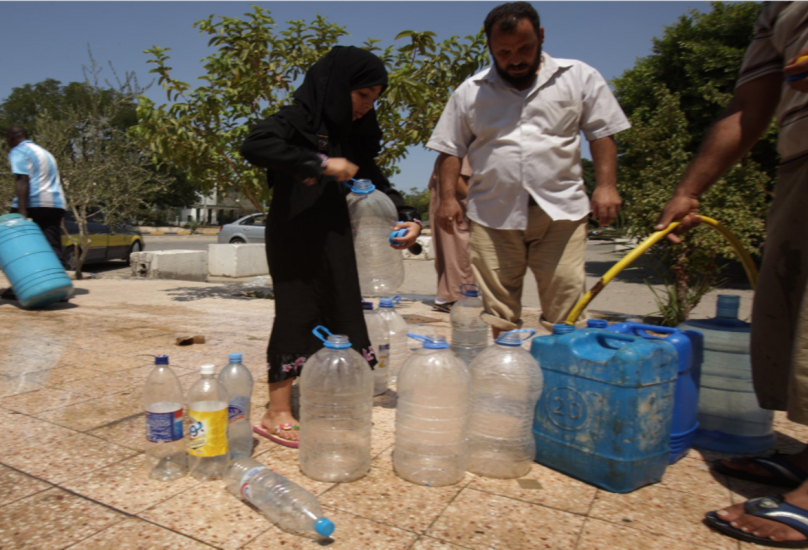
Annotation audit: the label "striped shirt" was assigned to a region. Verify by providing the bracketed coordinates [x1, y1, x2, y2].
[737, 2, 808, 165]
[8, 140, 66, 209]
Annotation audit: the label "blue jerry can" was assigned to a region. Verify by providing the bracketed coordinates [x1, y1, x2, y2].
[0, 214, 73, 308]
[603, 322, 704, 464]
[530, 325, 678, 493]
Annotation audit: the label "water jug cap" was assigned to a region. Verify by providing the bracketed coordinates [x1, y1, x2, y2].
[460, 283, 480, 297]
[379, 296, 401, 308]
[154, 355, 169, 365]
[496, 329, 536, 347]
[314, 517, 335, 537]
[553, 324, 575, 334]
[344, 178, 376, 194]
[389, 228, 409, 245]
[229, 353, 242, 363]
[716, 295, 740, 319]
[361, 300, 374, 310]
[200, 364, 216, 375]
[408, 333, 450, 349]
[312, 325, 352, 349]
[586, 319, 608, 329]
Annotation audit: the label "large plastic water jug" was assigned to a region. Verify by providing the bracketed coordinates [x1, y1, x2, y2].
[450, 284, 488, 366]
[345, 179, 404, 296]
[468, 329, 544, 479]
[679, 295, 774, 454]
[394, 333, 470, 486]
[378, 296, 409, 385]
[603, 321, 703, 464]
[362, 300, 390, 395]
[531, 325, 678, 493]
[0, 214, 72, 308]
[299, 326, 374, 483]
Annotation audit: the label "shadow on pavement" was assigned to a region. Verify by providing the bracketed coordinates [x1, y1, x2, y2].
[162, 285, 275, 302]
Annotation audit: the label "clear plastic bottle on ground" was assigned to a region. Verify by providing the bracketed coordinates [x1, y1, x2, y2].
[143, 354, 187, 481]
[378, 296, 409, 385]
[363, 299, 390, 395]
[450, 284, 489, 366]
[299, 326, 374, 483]
[345, 179, 405, 296]
[187, 364, 230, 480]
[467, 329, 544, 479]
[225, 458, 335, 537]
[218, 353, 254, 461]
[394, 333, 470, 486]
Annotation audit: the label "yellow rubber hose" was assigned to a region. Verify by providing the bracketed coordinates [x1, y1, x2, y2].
[564, 216, 759, 325]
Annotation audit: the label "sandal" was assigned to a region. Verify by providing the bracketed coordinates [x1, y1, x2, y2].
[713, 454, 808, 488]
[432, 302, 454, 313]
[253, 422, 300, 449]
[705, 495, 808, 548]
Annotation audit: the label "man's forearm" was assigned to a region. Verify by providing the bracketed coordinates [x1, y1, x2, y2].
[589, 136, 618, 189]
[437, 153, 462, 202]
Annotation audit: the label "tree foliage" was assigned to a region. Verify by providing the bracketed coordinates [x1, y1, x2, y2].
[613, 2, 770, 323]
[133, 5, 489, 212]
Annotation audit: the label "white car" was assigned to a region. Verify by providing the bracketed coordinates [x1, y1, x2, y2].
[217, 213, 266, 244]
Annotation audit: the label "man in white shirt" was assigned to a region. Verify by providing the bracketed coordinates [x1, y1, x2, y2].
[427, 2, 630, 334]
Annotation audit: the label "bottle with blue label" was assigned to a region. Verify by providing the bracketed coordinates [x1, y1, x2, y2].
[187, 364, 230, 480]
[218, 353, 254, 460]
[143, 355, 187, 481]
[679, 295, 774, 454]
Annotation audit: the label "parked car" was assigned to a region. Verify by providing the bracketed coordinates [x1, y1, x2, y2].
[218, 213, 266, 244]
[61, 212, 144, 270]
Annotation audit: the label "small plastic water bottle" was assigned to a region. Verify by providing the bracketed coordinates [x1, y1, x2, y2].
[218, 353, 254, 460]
[143, 355, 187, 481]
[450, 284, 488, 366]
[363, 300, 390, 395]
[299, 326, 374, 483]
[394, 333, 470, 486]
[225, 458, 335, 537]
[378, 296, 409, 385]
[467, 329, 544, 479]
[187, 364, 230, 480]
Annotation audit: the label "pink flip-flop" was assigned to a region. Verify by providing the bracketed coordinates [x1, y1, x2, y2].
[253, 422, 300, 449]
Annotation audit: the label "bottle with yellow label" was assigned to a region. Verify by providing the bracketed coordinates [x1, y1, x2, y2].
[187, 364, 230, 480]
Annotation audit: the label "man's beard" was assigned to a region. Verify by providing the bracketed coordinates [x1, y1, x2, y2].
[493, 46, 542, 88]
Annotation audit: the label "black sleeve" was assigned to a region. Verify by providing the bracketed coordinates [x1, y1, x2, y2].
[240, 115, 324, 181]
[354, 150, 421, 223]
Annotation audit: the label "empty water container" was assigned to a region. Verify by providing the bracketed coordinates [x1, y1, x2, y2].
[394, 333, 470, 486]
[468, 330, 544, 479]
[531, 324, 678, 493]
[345, 179, 405, 296]
[451, 284, 488, 365]
[679, 295, 774, 454]
[299, 326, 374, 483]
[0, 214, 73, 308]
[378, 296, 409, 385]
[363, 300, 390, 395]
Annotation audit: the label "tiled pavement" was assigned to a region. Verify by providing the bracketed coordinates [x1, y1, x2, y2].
[0, 276, 803, 549]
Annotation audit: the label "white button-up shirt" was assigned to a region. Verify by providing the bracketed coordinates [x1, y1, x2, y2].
[427, 52, 630, 229]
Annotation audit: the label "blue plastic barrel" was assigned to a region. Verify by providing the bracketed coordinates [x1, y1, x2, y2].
[531, 325, 678, 493]
[605, 322, 703, 464]
[0, 214, 73, 308]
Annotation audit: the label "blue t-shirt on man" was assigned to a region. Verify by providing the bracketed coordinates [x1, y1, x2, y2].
[8, 140, 66, 209]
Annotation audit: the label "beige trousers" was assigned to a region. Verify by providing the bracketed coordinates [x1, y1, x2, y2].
[469, 204, 588, 332]
[429, 193, 475, 304]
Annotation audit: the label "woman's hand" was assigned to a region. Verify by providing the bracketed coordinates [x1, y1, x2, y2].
[389, 221, 421, 250]
[323, 157, 359, 182]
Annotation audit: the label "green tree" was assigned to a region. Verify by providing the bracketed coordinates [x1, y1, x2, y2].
[133, 5, 489, 211]
[613, 1, 770, 324]
[399, 187, 431, 220]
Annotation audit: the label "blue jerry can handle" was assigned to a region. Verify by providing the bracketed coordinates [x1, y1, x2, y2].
[615, 323, 680, 336]
[389, 228, 409, 244]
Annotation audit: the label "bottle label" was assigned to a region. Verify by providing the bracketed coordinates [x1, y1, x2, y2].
[187, 408, 229, 457]
[377, 343, 390, 369]
[228, 396, 249, 424]
[145, 410, 183, 443]
[239, 465, 268, 502]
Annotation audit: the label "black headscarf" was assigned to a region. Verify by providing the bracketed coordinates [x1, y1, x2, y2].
[289, 46, 388, 159]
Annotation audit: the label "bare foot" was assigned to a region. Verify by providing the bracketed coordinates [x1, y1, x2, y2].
[261, 409, 299, 442]
[713, 486, 808, 543]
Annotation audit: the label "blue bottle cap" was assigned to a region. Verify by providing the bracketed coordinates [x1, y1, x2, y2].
[460, 283, 480, 297]
[154, 355, 169, 365]
[314, 517, 335, 537]
[346, 178, 376, 194]
[389, 228, 408, 245]
[586, 319, 608, 329]
[312, 326, 352, 349]
[229, 353, 242, 363]
[379, 298, 393, 308]
[553, 324, 575, 334]
[361, 300, 374, 310]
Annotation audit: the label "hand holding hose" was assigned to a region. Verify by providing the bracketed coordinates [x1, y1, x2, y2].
[654, 193, 701, 244]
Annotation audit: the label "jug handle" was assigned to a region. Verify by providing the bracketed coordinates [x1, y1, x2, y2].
[619, 323, 678, 337]
[496, 329, 536, 345]
[392, 295, 401, 304]
[312, 325, 334, 344]
[407, 333, 438, 345]
[591, 332, 634, 346]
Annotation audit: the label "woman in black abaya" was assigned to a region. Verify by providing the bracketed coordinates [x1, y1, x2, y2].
[240, 46, 420, 447]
